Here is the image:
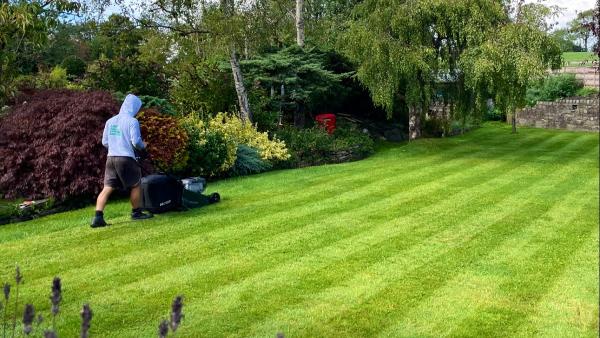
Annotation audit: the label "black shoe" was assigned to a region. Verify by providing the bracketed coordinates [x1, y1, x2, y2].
[91, 215, 107, 228]
[131, 210, 154, 220]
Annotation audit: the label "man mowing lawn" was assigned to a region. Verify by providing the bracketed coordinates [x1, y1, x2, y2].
[91, 94, 153, 228]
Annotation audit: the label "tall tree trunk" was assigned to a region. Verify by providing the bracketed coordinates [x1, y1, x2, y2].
[296, 0, 305, 48]
[408, 105, 422, 141]
[220, 0, 252, 123]
[230, 49, 252, 123]
[511, 112, 517, 133]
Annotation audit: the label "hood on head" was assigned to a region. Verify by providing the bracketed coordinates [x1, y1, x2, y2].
[118, 94, 143, 117]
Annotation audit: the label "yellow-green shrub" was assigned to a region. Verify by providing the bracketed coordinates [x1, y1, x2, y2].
[209, 113, 290, 161]
[180, 114, 237, 177]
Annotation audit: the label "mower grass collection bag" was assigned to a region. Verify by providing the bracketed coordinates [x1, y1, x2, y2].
[141, 174, 220, 214]
[141, 174, 183, 214]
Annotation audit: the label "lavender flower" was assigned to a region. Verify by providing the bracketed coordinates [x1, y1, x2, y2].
[15, 266, 23, 285]
[22, 304, 35, 335]
[2, 283, 9, 301]
[170, 296, 184, 332]
[158, 319, 169, 338]
[11, 266, 23, 337]
[3, 283, 10, 338]
[50, 277, 62, 316]
[80, 303, 93, 338]
[276, 333, 285, 338]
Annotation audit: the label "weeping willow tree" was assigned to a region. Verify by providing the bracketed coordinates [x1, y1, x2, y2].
[341, 0, 560, 139]
[461, 1, 562, 133]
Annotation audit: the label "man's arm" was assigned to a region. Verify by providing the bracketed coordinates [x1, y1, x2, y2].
[102, 121, 109, 148]
[129, 119, 145, 150]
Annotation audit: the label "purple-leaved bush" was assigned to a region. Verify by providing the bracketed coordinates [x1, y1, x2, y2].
[0, 89, 120, 200]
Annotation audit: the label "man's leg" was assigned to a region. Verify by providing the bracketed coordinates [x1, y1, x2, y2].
[130, 184, 142, 209]
[96, 186, 114, 211]
[130, 183, 153, 220]
[92, 186, 113, 228]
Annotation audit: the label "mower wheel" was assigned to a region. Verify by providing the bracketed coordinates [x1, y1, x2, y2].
[209, 192, 221, 204]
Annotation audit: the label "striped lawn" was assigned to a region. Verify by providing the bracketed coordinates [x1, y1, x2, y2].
[0, 122, 598, 337]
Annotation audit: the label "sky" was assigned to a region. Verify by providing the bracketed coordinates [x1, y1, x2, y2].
[526, 0, 596, 28]
[107, 1, 597, 28]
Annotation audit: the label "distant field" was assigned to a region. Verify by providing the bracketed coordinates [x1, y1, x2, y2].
[562, 52, 599, 66]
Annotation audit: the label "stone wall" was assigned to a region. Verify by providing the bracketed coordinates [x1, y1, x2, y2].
[516, 97, 599, 132]
[553, 67, 599, 89]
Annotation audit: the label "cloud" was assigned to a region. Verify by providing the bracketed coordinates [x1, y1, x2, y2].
[526, 0, 596, 28]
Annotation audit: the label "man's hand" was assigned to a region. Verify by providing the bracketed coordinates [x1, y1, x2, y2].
[136, 147, 149, 161]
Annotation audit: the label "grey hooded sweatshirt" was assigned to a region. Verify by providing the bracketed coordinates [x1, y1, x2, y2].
[102, 94, 145, 159]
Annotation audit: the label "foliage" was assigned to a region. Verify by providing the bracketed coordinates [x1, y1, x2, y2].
[460, 4, 562, 131]
[138, 109, 189, 173]
[180, 114, 237, 177]
[89, 14, 144, 60]
[568, 9, 594, 51]
[208, 113, 289, 162]
[61, 55, 86, 78]
[11, 67, 83, 93]
[240, 46, 350, 116]
[114, 92, 178, 116]
[274, 122, 373, 167]
[575, 87, 599, 97]
[330, 123, 374, 159]
[83, 56, 170, 97]
[228, 145, 273, 177]
[41, 23, 88, 68]
[0, 1, 78, 105]
[341, 0, 507, 117]
[586, 1, 600, 58]
[36, 66, 69, 89]
[0, 90, 120, 201]
[484, 108, 506, 122]
[422, 118, 448, 138]
[550, 29, 584, 53]
[525, 74, 584, 106]
[169, 61, 236, 118]
[274, 126, 331, 167]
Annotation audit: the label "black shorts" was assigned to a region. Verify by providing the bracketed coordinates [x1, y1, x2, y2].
[104, 156, 141, 189]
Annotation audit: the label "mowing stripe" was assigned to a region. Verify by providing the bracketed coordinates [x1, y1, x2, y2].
[513, 228, 599, 337]
[30, 131, 580, 336]
[0, 127, 542, 247]
[0, 131, 561, 287]
[376, 177, 598, 337]
[237, 143, 597, 337]
[0, 126, 596, 338]
[0, 126, 547, 244]
[444, 182, 598, 336]
[111, 134, 596, 336]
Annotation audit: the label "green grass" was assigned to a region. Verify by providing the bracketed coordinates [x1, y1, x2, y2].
[562, 52, 599, 66]
[0, 123, 598, 337]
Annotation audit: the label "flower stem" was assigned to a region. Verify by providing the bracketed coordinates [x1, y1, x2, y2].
[10, 285, 18, 338]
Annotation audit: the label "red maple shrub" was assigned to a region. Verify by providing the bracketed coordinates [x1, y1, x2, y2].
[0, 90, 120, 200]
[138, 109, 189, 173]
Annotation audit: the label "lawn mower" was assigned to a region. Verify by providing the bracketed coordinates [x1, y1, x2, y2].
[136, 153, 220, 214]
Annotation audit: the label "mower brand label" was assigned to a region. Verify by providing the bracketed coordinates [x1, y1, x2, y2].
[160, 200, 172, 207]
[109, 125, 121, 136]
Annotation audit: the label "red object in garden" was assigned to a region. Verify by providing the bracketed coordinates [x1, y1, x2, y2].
[315, 113, 336, 134]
